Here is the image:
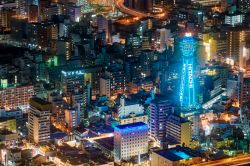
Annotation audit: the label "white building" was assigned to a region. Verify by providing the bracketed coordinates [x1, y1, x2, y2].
[155, 28, 171, 52]
[225, 13, 244, 27]
[114, 122, 148, 163]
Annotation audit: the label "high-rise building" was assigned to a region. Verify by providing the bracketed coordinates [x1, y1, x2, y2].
[149, 97, 173, 142]
[124, 0, 153, 12]
[225, 11, 244, 27]
[97, 15, 112, 43]
[17, 0, 27, 16]
[0, 84, 34, 112]
[61, 69, 85, 94]
[114, 122, 148, 163]
[37, 23, 58, 50]
[179, 33, 197, 109]
[226, 28, 250, 65]
[166, 114, 192, 147]
[154, 28, 171, 52]
[0, 8, 16, 29]
[65, 105, 80, 129]
[100, 65, 125, 99]
[28, 98, 51, 144]
[66, 5, 81, 22]
[28, 5, 38, 22]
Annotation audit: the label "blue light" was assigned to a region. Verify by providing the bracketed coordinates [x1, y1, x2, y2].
[179, 34, 196, 109]
[171, 150, 192, 159]
[114, 122, 148, 134]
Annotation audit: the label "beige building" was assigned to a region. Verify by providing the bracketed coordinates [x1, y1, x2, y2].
[28, 98, 51, 144]
[166, 115, 192, 147]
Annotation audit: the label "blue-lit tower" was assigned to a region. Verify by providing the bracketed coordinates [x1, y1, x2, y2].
[180, 33, 196, 108]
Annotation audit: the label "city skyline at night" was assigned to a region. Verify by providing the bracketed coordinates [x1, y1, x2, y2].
[1, 0, 250, 165]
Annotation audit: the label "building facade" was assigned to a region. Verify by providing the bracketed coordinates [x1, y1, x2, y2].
[28, 98, 51, 144]
[114, 122, 148, 163]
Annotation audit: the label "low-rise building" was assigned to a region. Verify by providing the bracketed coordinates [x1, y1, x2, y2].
[151, 147, 202, 166]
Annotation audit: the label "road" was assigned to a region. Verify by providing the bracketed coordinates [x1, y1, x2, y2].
[115, 0, 166, 19]
[85, 133, 114, 141]
[194, 154, 250, 166]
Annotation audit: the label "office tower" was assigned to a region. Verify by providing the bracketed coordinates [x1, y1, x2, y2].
[179, 33, 197, 109]
[100, 65, 125, 99]
[28, 98, 51, 144]
[226, 28, 250, 65]
[0, 9, 16, 29]
[114, 122, 148, 163]
[66, 5, 81, 22]
[149, 97, 172, 142]
[37, 23, 58, 49]
[61, 68, 100, 121]
[203, 74, 222, 102]
[124, 56, 144, 84]
[17, 0, 27, 16]
[58, 21, 70, 39]
[140, 50, 154, 77]
[225, 12, 244, 27]
[0, 84, 34, 112]
[166, 114, 192, 147]
[62, 69, 84, 120]
[56, 40, 72, 61]
[202, 34, 217, 62]
[125, 34, 141, 57]
[61, 69, 85, 94]
[239, 42, 250, 69]
[154, 28, 171, 53]
[97, 15, 112, 43]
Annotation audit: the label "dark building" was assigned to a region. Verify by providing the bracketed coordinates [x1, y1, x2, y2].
[124, 0, 153, 13]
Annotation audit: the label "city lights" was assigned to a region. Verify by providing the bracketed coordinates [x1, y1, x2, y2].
[1, 0, 250, 165]
[180, 34, 197, 109]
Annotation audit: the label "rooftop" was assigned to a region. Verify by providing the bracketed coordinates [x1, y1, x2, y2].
[115, 122, 147, 130]
[154, 147, 200, 161]
[94, 137, 114, 151]
[29, 97, 52, 111]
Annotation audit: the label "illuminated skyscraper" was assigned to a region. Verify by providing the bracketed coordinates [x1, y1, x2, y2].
[180, 33, 196, 108]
